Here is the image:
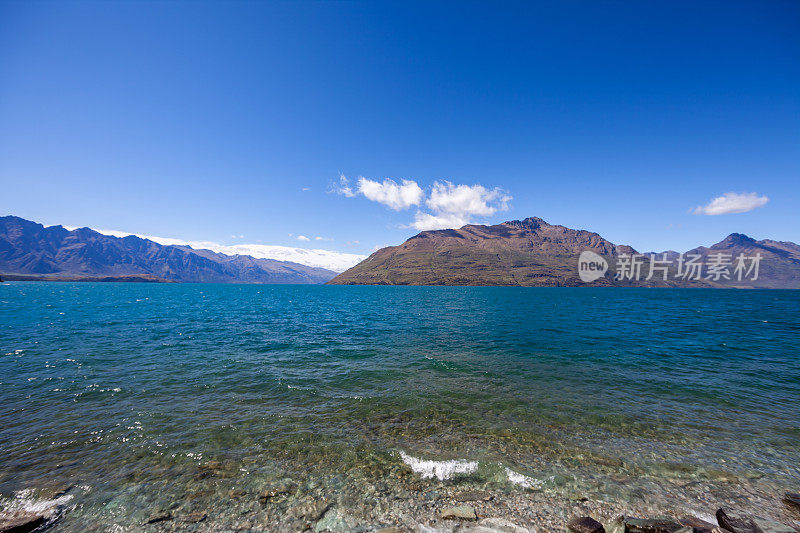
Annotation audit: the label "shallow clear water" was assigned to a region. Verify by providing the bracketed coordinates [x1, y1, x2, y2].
[1, 283, 799, 530]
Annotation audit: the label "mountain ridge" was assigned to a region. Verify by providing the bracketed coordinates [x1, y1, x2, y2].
[330, 217, 800, 288]
[0, 215, 336, 284]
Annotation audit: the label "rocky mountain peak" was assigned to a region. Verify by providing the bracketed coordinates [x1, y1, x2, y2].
[714, 233, 757, 248]
[505, 217, 550, 231]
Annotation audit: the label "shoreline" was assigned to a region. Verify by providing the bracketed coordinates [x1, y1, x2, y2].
[2, 277, 795, 289]
[0, 273, 173, 283]
[2, 468, 799, 532]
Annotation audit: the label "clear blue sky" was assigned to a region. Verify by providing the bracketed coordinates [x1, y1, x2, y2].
[1, 0, 798, 257]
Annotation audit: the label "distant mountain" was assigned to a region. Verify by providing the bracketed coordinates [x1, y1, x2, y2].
[0, 216, 336, 284]
[677, 233, 800, 289]
[329, 217, 800, 288]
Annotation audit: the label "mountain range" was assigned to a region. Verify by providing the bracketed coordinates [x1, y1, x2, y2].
[3, 215, 799, 288]
[0, 216, 337, 284]
[329, 217, 800, 289]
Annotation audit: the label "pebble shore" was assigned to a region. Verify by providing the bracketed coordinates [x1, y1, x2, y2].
[2, 468, 798, 533]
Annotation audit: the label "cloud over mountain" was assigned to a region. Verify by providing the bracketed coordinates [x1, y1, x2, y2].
[336, 175, 511, 230]
[413, 181, 511, 230]
[66, 227, 365, 272]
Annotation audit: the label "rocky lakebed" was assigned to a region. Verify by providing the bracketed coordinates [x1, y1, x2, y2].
[2, 458, 799, 533]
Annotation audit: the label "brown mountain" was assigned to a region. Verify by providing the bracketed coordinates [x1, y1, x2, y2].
[678, 233, 800, 289]
[329, 217, 800, 288]
[330, 217, 659, 287]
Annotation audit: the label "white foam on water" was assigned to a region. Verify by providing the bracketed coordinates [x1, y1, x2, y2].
[398, 451, 478, 480]
[504, 467, 548, 489]
[3, 489, 73, 515]
[398, 451, 551, 488]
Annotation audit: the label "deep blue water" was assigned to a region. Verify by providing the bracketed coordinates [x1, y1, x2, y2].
[1, 283, 799, 529]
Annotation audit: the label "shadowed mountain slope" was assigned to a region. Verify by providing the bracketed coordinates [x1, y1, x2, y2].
[0, 216, 336, 284]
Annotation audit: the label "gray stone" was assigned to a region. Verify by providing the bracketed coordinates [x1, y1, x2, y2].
[258, 481, 297, 503]
[288, 500, 332, 522]
[0, 511, 46, 533]
[784, 492, 800, 511]
[465, 517, 532, 532]
[145, 510, 172, 524]
[455, 490, 493, 502]
[623, 517, 685, 533]
[604, 516, 626, 533]
[568, 516, 605, 533]
[417, 525, 451, 533]
[676, 516, 716, 533]
[441, 505, 478, 521]
[314, 508, 349, 532]
[716, 508, 796, 533]
[181, 512, 207, 523]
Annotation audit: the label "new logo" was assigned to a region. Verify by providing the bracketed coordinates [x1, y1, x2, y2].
[578, 251, 608, 283]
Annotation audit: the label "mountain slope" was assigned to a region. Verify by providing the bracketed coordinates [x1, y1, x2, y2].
[329, 217, 800, 288]
[679, 233, 800, 289]
[0, 216, 336, 284]
[330, 217, 645, 286]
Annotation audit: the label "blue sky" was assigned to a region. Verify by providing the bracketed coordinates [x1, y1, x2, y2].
[1, 1, 798, 267]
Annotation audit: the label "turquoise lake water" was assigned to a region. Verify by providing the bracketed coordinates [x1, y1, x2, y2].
[1, 283, 799, 530]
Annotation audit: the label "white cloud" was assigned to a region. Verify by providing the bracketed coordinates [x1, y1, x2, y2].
[426, 181, 511, 217]
[336, 174, 512, 231]
[357, 177, 423, 210]
[411, 211, 471, 231]
[297, 235, 310, 241]
[63, 227, 365, 272]
[333, 173, 356, 197]
[334, 174, 423, 210]
[692, 192, 769, 215]
[412, 181, 511, 230]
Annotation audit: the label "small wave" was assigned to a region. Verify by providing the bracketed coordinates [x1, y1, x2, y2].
[398, 451, 478, 480]
[398, 450, 550, 488]
[2, 488, 74, 516]
[504, 467, 549, 489]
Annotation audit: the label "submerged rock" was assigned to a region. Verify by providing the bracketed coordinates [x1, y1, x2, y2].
[180, 512, 207, 523]
[676, 516, 716, 533]
[715, 508, 795, 533]
[257, 481, 297, 503]
[784, 492, 800, 511]
[288, 500, 331, 522]
[194, 462, 222, 480]
[145, 510, 172, 524]
[314, 508, 349, 532]
[441, 505, 478, 521]
[455, 490, 493, 502]
[603, 516, 626, 533]
[568, 516, 605, 533]
[466, 517, 531, 532]
[623, 516, 685, 533]
[0, 510, 47, 533]
[228, 489, 247, 499]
